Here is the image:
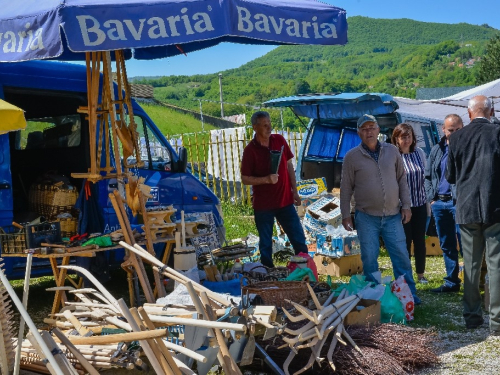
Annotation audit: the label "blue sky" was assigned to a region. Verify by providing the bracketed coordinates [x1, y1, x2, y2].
[124, 0, 500, 77]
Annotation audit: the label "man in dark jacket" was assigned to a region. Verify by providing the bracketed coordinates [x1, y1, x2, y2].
[446, 95, 500, 334]
[424, 114, 463, 293]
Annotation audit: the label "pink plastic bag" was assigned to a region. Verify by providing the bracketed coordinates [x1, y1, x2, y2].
[287, 252, 318, 281]
[390, 275, 415, 322]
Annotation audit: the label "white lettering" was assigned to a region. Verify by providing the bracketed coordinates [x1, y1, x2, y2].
[103, 20, 127, 41]
[123, 19, 146, 40]
[321, 23, 337, 38]
[285, 19, 300, 37]
[17, 31, 27, 52]
[147, 17, 168, 39]
[166, 15, 181, 37]
[3, 31, 16, 53]
[237, 6, 253, 32]
[25, 30, 33, 51]
[312, 16, 321, 39]
[269, 17, 285, 34]
[192, 12, 214, 33]
[77, 15, 106, 46]
[29, 28, 45, 50]
[180, 8, 194, 35]
[301, 21, 311, 38]
[254, 14, 270, 33]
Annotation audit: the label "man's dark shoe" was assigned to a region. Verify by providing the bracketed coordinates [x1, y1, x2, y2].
[465, 319, 484, 329]
[430, 284, 460, 293]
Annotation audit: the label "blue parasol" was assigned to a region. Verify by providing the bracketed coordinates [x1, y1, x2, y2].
[0, 0, 347, 62]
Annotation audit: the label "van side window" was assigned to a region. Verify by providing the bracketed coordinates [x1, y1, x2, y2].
[306, 125, 341, 159]
[129, 116, 172, 171]
[16, 115, 81, 150]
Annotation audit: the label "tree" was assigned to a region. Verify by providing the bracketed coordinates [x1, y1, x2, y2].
[477, 35, 500, 84]
[294, 79, 311, 94]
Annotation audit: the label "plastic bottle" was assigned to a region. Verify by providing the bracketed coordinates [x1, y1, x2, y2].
[233, 259, 243, 274]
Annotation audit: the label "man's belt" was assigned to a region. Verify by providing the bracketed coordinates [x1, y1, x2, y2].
[437, 194, 452, 202]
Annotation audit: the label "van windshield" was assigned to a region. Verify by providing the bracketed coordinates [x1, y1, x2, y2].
[16, 115, 81, 150]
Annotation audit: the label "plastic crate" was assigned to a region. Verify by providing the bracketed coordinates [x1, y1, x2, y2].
[0, 226, 27, 254]
[26, 222, 61, 249]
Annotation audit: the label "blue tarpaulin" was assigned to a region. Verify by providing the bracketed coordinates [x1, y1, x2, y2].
[0, 0, 347, 62]
[263, 93, 398, 120]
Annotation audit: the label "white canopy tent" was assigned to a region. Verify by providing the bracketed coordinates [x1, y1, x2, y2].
[395, 78, 500, 126]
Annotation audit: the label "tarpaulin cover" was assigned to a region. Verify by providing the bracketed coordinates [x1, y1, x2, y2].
[263, 93, 398, 119]
[0, 0, 347, 62]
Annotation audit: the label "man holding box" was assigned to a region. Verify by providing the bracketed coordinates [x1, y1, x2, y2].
[340, 114, 421, 305]
[241, 111, 308, 268]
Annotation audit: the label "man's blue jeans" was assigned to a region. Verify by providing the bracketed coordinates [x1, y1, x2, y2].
[431, 200, 461, 288]
[254, 204, 308, 268]
[355, 211, 418, 296]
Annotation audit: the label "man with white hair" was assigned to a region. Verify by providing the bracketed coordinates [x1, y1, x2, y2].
[446, 95, 500, 334]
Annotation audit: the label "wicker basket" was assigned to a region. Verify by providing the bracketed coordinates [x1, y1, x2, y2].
[29, 183, 78, 220]
[242, 265, 290, 282]
[241, 279, 308, 309]
[58, 217, 78, 238]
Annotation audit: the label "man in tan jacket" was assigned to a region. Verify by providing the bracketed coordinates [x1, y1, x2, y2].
[340, 114, 420, 305]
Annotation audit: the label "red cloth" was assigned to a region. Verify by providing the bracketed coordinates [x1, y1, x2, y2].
[241, 134, 294, 211]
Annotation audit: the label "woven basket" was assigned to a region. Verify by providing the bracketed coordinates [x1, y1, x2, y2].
[58, 217, 78, 238]
[241, 280, 308, 309]
[29, 183, 78, 220]
[242, 265, 290, 282]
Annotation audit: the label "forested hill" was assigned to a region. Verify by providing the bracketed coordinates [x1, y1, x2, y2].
[134, 16, 499, 126]
[243, 16, 496, 68]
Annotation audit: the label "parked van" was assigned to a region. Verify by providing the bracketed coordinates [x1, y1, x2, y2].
[0, 60, 223, 279]
[263, 93, 439, 190]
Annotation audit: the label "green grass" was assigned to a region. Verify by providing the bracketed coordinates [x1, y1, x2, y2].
[139, 102, 216, 136]
[221, 201, 257, 241]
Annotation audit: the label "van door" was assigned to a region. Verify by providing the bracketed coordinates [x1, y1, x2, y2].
[0, 133, 13, 227]
[398, 114, 438, 156]
[101, 113, 182, 232]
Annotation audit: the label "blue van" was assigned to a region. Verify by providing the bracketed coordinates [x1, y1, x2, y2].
[263, 93, 437, 190]
[0, 60, 223, 279]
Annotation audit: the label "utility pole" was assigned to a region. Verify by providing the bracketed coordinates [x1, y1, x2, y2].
[218, 73, 224, 118]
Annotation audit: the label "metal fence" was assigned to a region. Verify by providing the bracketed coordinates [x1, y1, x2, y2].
[167, 126, 305, 205]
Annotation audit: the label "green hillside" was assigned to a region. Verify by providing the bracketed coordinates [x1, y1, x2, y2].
[139, 102, 215, 136]
[134, 16, 500, 129]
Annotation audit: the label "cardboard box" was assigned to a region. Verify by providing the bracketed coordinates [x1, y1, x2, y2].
[306, 196, 342, 228]
[316, 234, 361, 257]
[297, 195, 324, 217]
[344, 299, 381, 326]
[411, 236, 443, 256]
[314, 253, 363, 277]
[296, 177, 328, 198]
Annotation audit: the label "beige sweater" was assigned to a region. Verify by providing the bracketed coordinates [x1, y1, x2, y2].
[340, 142, 411, 218]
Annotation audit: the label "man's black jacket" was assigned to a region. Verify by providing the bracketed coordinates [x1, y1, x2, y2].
[446, 117, 500, 224]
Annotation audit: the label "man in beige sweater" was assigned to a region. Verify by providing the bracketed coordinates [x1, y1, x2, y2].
[340, 114, 420, 305]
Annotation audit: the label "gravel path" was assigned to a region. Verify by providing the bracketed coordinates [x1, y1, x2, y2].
[420, 313, 500, 375]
